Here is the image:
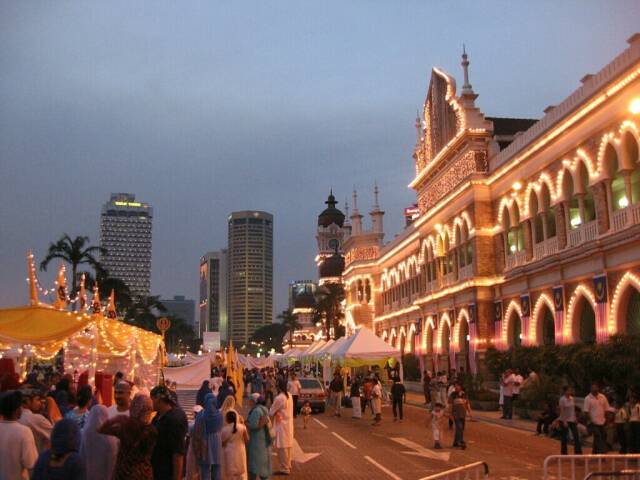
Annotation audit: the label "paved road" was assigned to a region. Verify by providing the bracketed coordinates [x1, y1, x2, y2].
[284, 402, 568, 480]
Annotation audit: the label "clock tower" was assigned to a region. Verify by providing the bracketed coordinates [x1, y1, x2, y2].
[316, 191, 350, 284]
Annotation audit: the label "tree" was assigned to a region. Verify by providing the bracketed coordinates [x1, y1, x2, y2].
[250, 323, 288, 353]
[164, 316, 197, 354]
[124, 295, 167, 331]
[314, 282, 345, 340]
[277, 309, 301, 348]
[83, 272, 132, 315]
[40, 234, 106, 301]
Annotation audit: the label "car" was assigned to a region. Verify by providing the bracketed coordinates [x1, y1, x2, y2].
[296, 377, 326, 413]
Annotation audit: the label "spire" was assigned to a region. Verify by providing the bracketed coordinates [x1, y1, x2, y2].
[350, 187, 363, 235]
[27, 250, 39, 306]
[54, 263, 67, 310]
[460, 44, 476, 98]
[107, 289, 117, 319]
[344, 198, 350, 219]
[373, 181, 380, 211]
[325, 189, 337, 208]
[352, 187, 359, 213]
[415, 110, 422, 143]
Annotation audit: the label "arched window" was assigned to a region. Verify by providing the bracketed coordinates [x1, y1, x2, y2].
[575, 297, 596, 344]
[456, 224, 465, 268]
[426, 324, 434, 355]
[507, 310, 522, 348]
[530, 189, 544, 244]
[622, 132, 640, 204]
[440, 322, 450, 355]
[605, 144, 628, 211]
[541, 306, 555, 346]
[566, 163, 595, 228]
[503, 205, 524, 255]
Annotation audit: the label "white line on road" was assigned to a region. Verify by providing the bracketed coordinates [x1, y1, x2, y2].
[313, 418, 328, 429]
[364, 456, 403, 480]
[331, 431, 357, 449]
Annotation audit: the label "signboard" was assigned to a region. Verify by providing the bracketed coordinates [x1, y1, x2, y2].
[404, 205, 420, 226]
[202, 331, 221, 352]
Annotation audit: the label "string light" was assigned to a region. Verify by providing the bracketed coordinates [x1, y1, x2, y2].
[565, 284, 597, 341]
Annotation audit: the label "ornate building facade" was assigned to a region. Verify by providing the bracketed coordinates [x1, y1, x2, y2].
[343, 35, 640, 374]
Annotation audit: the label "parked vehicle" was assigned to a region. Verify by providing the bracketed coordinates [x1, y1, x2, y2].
[297, 377, 326, 413]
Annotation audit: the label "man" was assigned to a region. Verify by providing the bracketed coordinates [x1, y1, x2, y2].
[18, 389, 52, 453]
[269, 381, 294, 476]
[558, 385, 582, 454]
[362, 376, 373, 416]
[287, 373, 302, 418]
[583, 382, 611, 453]
[151, 385, 189, 480]
[265, 372, 277, 407]
[501, 369, 515, 419]
[450, 384, 470, 449]
[391, 377, 406, 422]
[371, 378, 383, 426]
[108, 381, 132, 418]
[512, 368, 524, 405]
[422, 370, 431, 405]
[329, 372, 344, 417]
[0, 390, 38, 479]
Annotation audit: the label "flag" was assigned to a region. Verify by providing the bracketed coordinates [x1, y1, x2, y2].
[54, 264, 67, 310]
[552, 286, 564, 345]
[468, 304, 477, 375]
[494, 300, 503, 350]
[107, 290, 117, 319]
[414, 319, 422, 354]
[520, 294, 530, 346]
[593, 274, 608, 343]
[433, 313, 439, 371]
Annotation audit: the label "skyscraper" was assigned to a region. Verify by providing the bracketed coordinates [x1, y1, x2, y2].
[199, 250, 228, 340]
[227, 211, 273, 346]
[161, 295, 196, 329]
[288, 280, 317, 310]
[100, 193, 153, 298]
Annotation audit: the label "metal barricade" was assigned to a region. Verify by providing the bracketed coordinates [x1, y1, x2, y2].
[419, 461, 489, 480]
[583, 470, 640, 480]
[543, 455, 640, 480]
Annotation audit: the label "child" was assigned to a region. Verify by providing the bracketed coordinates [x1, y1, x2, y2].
[428, 402, 445, 449]
[614, 399, 629, 453]
[301, 400, 312, 429]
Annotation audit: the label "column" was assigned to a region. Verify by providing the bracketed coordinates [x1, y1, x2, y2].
[523, 219, 533, 261]
[555, 203, 567, 249]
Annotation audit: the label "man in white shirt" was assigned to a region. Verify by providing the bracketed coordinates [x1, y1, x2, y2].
[501, 369, 515, 419]
[107, 381, 131, 418]
[512, 369, 524, 404]
[287, 373, 303, 418]
[18, 390, 52, 453]
[583, 382, 611, 453]
[0, 391, 38, 480]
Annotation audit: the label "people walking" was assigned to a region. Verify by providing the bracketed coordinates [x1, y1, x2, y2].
[196, 380, 212, 407]
[100, 394, 157, 480]
[191, 392, 223, 480]
[0, 390, 38, 480]
[428, 403, 445, 449]
[329, 372, 344, 417]
[80, 405, 118, 480]
[350, 377, 362, 419]
[247, 393, 272, 480]
[558, 385, 582, 455]
[33, 418, 85, 480]
[422, 371, 431, 405]
[287, 373, 302, 418]
[371, 378, 383, 426]
[450, 384, 470, 449]
[269, 381, 294, 475]
[391, 377, 406, 422]
[583, 382, 610, 454]
[150, 385, 189, 480]
[221, 411, 249, 480]
[64, 385, 92, 430]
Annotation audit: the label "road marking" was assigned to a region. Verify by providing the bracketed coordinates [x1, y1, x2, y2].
[390, 437, 450, 462]
[313, 418, 328, 429]
[364, 456, 403, 480]
[331, 431, 357, 449]
[292, 438, 321, 464]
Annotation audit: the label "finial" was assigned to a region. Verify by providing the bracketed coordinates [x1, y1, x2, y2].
[352, 187, 359, 212]
[461, 44, 474, 95]
[27, 250, 39, 306]
[373, 181, 380, 209]
[415, 110, 422, 142]
[344, 199, 350, 218]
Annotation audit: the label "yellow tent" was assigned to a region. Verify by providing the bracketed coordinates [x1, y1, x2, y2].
[226, 341, 244, 407]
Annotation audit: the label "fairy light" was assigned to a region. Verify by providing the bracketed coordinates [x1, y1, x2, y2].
[565, 284, 597, 340]
[502, 301, 523, 347]
[609, 271, 640, 335]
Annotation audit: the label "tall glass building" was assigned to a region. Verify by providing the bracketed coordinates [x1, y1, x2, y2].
[227, 211, 273, 346]
[199, 250, 228, 340]
[99, 193, 153, 298]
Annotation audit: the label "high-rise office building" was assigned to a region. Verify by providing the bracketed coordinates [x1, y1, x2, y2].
[161, 295, 195, 329]
[288, 280, 317, 310]
[199, 250, 228, 340]
[100, 193, 153, 298]
[227, 211, 273, 345]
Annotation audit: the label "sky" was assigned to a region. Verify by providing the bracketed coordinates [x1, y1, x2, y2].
[1, 1, 638, 317]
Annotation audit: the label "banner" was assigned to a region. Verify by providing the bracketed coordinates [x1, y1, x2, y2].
[520, 294, 531, 346]
[468, 304, 477, 374]
[593, 274, 608, 343]
[494, 300, 503, 350]
[553, 285, 565, 345]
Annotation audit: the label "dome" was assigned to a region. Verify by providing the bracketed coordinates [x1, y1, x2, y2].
[294, 291, 316, 309]
[318, 192, 345, 228]
[319, 252, 345, 278]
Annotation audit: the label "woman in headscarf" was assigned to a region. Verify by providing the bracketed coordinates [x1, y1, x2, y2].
[80, 405, 118, 480]
[99, 394, 157, 480]
[216, 380, 232, 409]
[221, 395, 244, 425]
[269, 380, 293, 475]
[45, 396, 63, 424]
[53, 378, 72, 416]
[246, 393, 272, 480]
[221, 411, 249, 480]
[196, 380, 212, 407]
[33, 418, 86, 479]
[64, 385, 92, 430]
[191, 392, 223, 480]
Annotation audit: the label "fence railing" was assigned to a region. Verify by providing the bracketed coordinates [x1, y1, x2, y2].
[543, 455, 640, 480]
[419, 461, 489, 480]
[584, 470, 640, 480]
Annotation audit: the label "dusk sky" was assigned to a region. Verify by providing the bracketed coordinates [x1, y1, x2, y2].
[1, 1, 638, 316]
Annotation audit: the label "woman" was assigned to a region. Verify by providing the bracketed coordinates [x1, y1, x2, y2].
[371, 379, 382, 426]
[64, 385, 92, 430]
[221, 395, 244, 425]
[221, 411, 249, 479]
[247, 393, 272, 480]
[99, 394, 157, 479]
[192, 392, 223, 480]
[196, 380, 212, 407]
[33, 418, 85, 480]
[45, 396, 63, 424]
[80, 405, 117, 480]
[269, 381, 293, 475]
[53, 378, 72, 416]
[350, 377, 362, 419]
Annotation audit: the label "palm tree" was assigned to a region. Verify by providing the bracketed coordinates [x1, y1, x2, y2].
[124, 295, 167, 332]
[40, 234, 106, 301]
[314, 283, 345, 340]
[277, 309, 301, 347]
[84, 272, 133, 315]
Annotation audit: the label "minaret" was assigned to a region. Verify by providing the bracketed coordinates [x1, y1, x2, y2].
[350, 188, 363, 235]
[460, 45, 478, 106]
[369, 182, 385, 237]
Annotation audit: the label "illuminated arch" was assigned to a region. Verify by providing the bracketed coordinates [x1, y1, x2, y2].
[437, 312, 452, 353]
[407, 322, 417, 354]
[503, 300, 523, 348]
[453, 308, 470, 351]
[531, 293, 555, 345]
[566, 285, 597, 342]
[610, 271, 640, 335]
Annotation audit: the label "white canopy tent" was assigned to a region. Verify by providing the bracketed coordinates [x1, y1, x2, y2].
[331, 327, 400, 368]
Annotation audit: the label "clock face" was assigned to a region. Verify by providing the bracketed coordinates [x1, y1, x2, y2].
[328, 238, 339, 250]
